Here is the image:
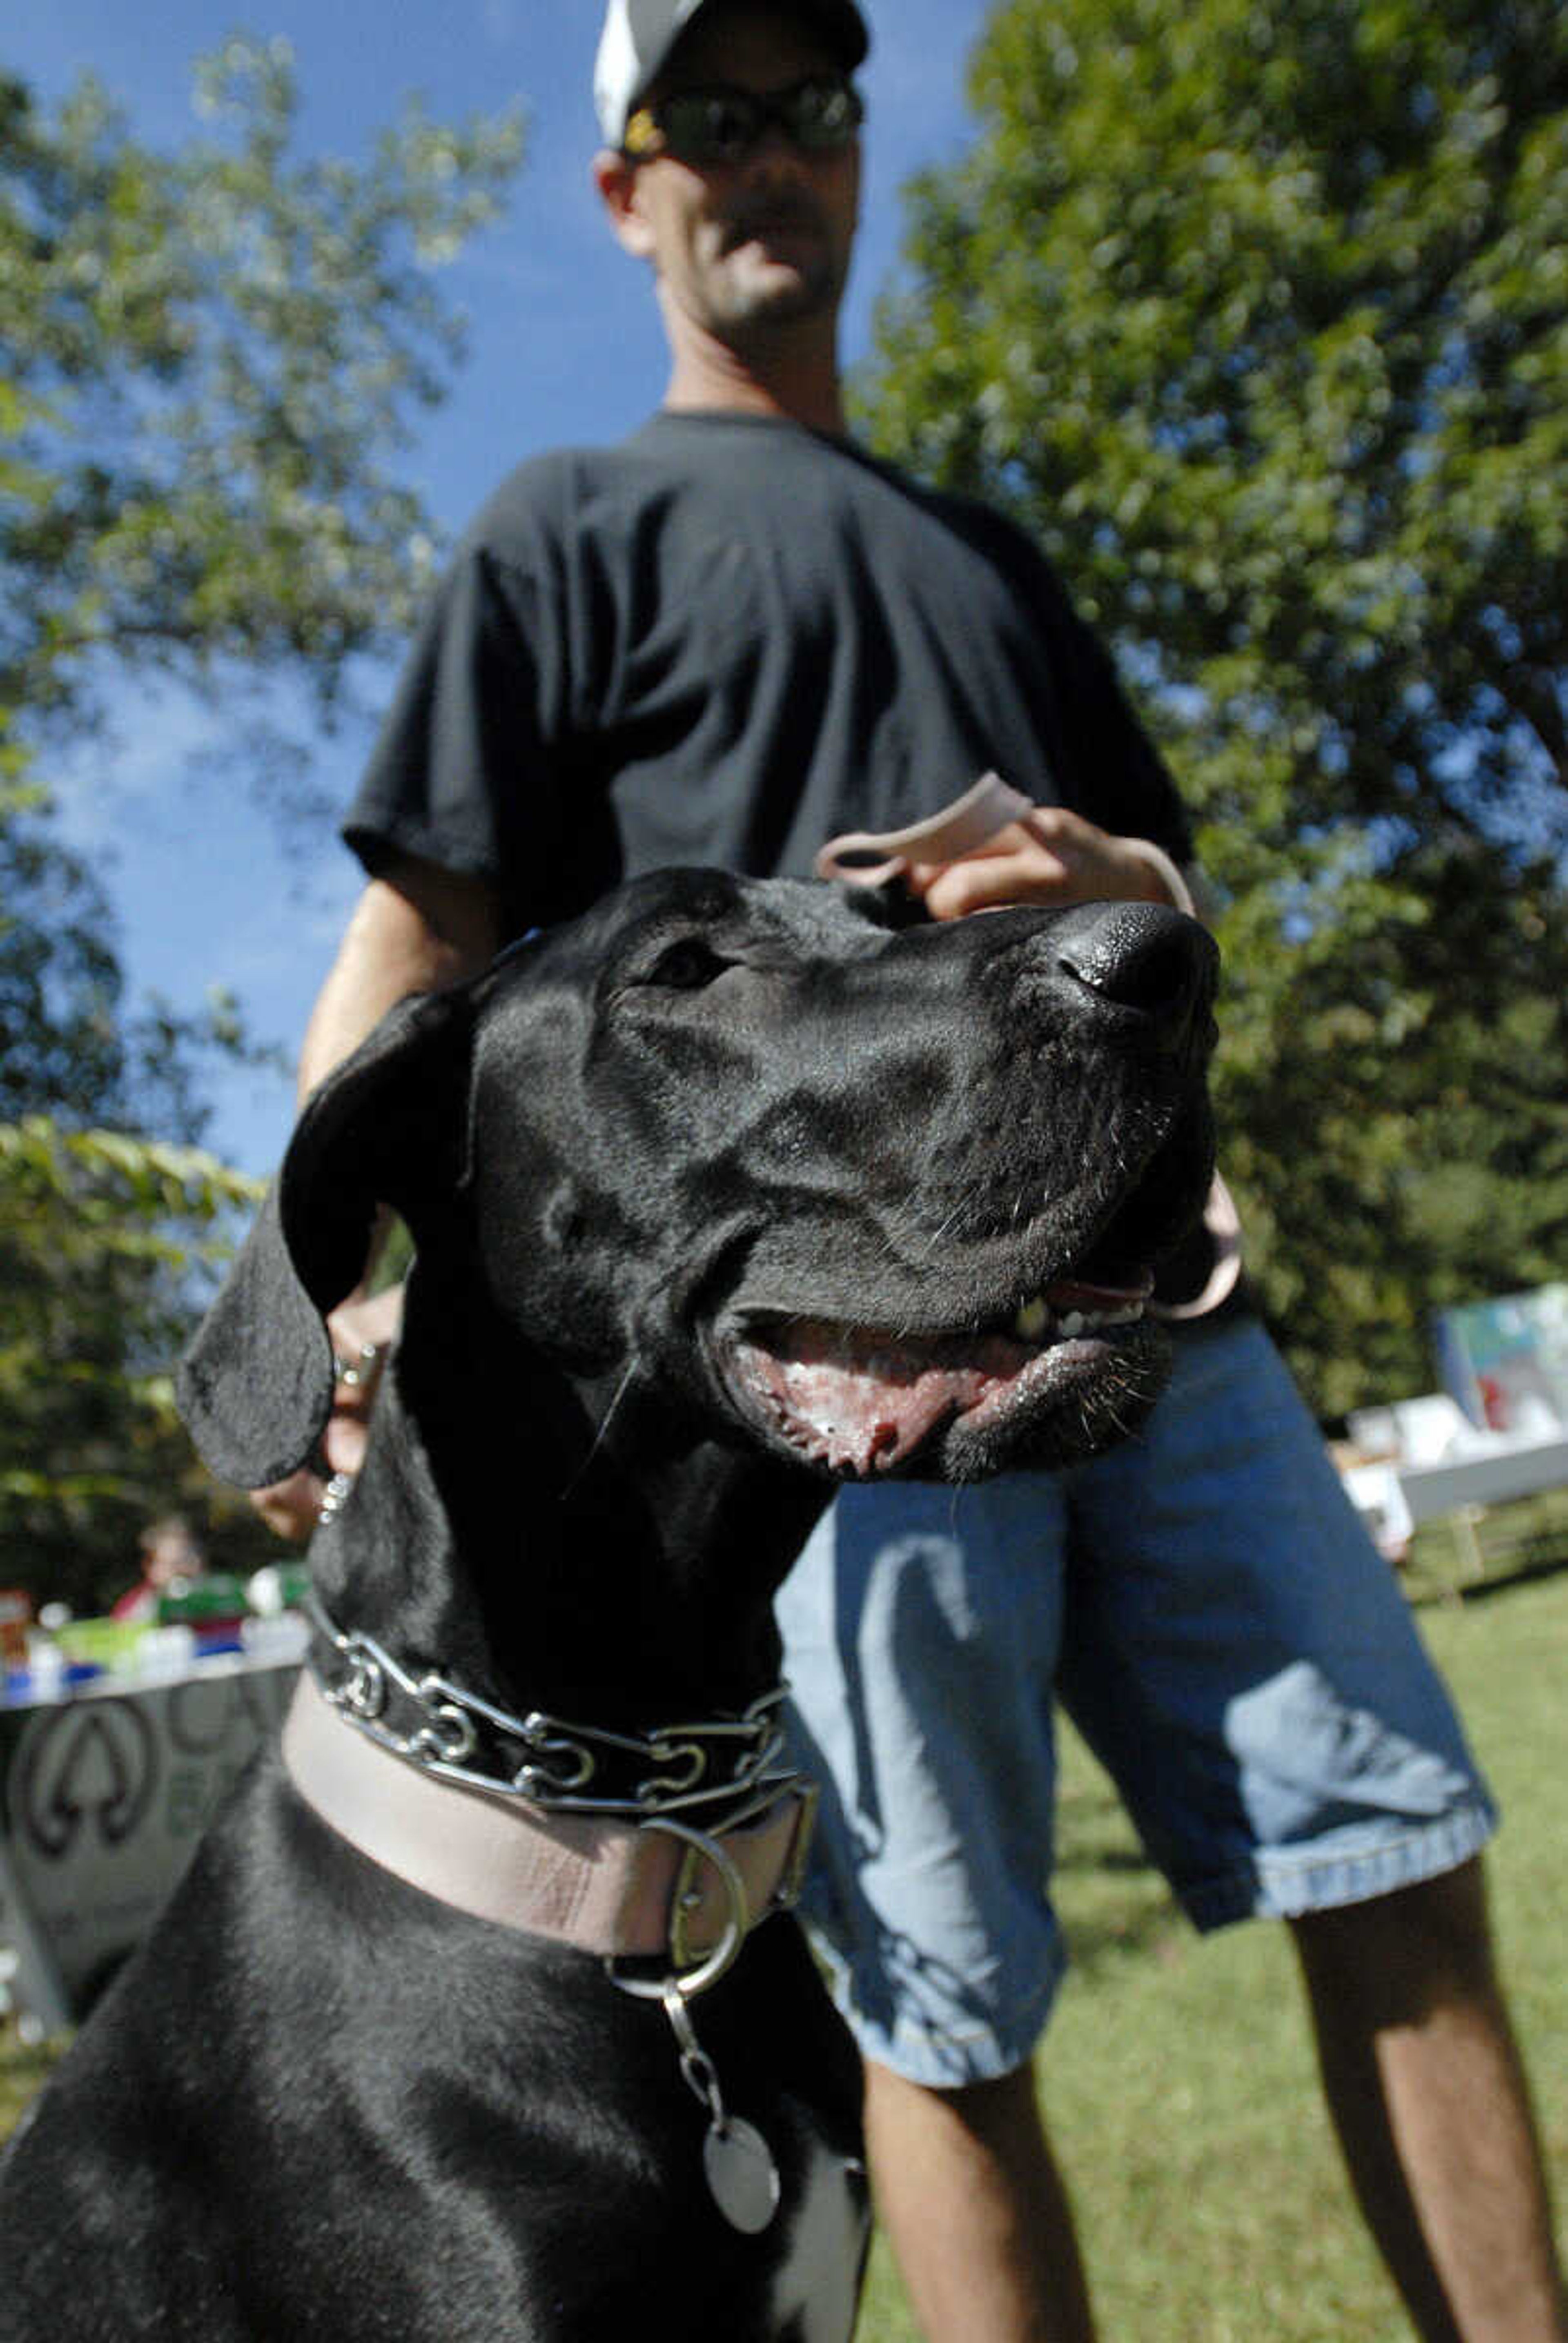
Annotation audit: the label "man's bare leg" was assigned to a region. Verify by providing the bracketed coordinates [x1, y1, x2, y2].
[1293, 1857, 1567, 2342]
[864, 2058, 1096, 2343]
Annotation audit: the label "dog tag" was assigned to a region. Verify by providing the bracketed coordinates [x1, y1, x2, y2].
[703, 2116, 780, 2234]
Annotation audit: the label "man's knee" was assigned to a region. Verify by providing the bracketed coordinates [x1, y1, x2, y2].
[1290, 1855, 1499, 2024]
[865, 2058, 1047, 2154]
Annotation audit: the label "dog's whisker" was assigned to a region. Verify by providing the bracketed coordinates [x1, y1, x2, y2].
[557, 1360, 641, 1501]
[881, 1178, 993, 1276]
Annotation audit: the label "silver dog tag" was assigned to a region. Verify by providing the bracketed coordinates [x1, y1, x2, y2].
[703, 2116, 780, 2234]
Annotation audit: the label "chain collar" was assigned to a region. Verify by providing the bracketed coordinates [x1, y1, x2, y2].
[303, 1592, 800, 1825]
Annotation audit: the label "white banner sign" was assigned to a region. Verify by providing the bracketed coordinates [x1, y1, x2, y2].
[1, 1659, 299, 2021]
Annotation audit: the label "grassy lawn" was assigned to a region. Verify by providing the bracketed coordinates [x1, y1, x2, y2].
[4, 1566, 1565, 2337]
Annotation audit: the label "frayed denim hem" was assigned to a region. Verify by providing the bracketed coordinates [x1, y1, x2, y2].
[1179, 1795, 1500, 1933]
[817, 1933, 1070, 2090]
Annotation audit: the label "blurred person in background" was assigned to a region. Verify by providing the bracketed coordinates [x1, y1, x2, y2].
[110, 1515, 207, 1625]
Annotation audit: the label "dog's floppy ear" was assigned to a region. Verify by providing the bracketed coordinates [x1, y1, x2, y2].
[176, 986, 476, 1489]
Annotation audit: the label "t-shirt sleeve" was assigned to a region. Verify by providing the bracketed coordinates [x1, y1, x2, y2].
[1050, 607, 1195, 869]
[961, 499, 1196, 866]
[342, 477, 577, 925]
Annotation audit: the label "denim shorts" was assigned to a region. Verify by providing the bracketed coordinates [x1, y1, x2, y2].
[775, 1313, 1497, 2087]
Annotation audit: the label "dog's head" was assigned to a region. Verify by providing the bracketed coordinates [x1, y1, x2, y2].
[178, 871, 1217, 1493]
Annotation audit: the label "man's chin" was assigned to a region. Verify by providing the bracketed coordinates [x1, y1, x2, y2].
[718, 249, 843, 327]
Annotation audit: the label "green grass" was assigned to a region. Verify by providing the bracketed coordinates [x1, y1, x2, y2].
[5, 1569, 1566, 2338]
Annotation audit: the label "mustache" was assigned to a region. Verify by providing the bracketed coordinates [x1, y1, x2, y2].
[719, 192, 826, 249]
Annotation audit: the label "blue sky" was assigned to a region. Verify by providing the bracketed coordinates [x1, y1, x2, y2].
[11, 1, 994, 1173]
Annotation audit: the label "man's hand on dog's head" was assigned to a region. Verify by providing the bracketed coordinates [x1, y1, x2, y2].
[903, 805, 1187, 922]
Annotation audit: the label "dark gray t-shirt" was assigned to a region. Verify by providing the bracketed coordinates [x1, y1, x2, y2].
[345, 410, 1192, 935]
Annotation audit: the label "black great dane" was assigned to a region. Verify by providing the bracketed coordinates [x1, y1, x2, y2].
[0, 870, 1216, 2341]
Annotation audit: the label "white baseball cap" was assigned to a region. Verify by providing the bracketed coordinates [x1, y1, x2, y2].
[594, 0, 870, 147]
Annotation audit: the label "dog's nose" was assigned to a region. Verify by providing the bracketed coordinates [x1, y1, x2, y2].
[1051, 902, 1218, 1053]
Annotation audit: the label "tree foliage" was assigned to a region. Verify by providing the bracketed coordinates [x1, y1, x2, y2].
[0, 778, 277, 1610]
[0, 1112, 265, 1616]
[2, 37, 523, 754]
[0, 44, 526, 1611]
[0, 775, 241, 1137]
[861, 0, 1568, 1410]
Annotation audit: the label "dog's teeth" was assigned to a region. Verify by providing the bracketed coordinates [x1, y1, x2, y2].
[1013, 1294, 1149, 1345]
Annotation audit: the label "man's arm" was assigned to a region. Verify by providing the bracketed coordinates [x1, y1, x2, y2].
[298, 853, 505, 1103]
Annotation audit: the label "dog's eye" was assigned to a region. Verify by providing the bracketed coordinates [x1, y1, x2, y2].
[644, 938, 728, 991]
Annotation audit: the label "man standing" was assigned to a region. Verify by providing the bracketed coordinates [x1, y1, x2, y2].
[278, 5, 1566, 2335]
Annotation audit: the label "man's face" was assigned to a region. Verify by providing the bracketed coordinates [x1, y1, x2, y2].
[608, 5, 861, 346]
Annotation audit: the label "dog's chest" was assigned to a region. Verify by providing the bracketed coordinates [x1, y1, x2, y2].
[767, 2136, 868, 2343]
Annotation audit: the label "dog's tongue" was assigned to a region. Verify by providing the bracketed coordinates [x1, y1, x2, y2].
[735, 1318, 1037, 1476]
[733, 1272, 1153, 1477]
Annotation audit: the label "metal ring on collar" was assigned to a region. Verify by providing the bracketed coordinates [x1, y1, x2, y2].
[605, 1816, 749, 2003]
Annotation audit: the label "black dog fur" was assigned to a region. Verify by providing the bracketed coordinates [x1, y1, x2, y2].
[0, 871, 1216, 2340]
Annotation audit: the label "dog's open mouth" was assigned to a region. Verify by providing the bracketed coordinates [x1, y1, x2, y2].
[721, 1268, 1162, 1479]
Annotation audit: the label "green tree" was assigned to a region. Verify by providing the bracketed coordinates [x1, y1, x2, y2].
[0, 1115, 265, 1619]
[3, 38, 523, 757]
[0, 43, 525, 1614]
[862, 0, 1568, 1411]
[0, 778, 271, 1613]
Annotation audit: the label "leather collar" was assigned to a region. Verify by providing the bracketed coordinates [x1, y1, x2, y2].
[282, 1668, 816, 1972]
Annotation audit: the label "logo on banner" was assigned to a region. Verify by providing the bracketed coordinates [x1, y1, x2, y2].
[12, 1700, 158, 1860]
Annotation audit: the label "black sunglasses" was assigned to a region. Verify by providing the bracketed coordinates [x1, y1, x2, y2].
[623, 75, 863, 167]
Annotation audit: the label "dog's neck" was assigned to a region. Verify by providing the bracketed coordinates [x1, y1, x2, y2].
[309, 1276, 831, 1738]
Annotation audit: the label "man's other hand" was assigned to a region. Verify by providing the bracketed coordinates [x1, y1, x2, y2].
[249, 1284, 405, 1543]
